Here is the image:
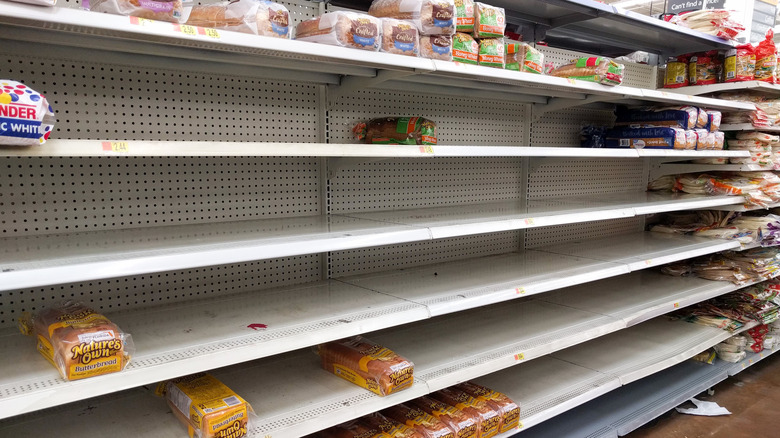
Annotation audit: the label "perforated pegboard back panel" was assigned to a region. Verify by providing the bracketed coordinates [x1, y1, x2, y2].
[327, 89, 529, 146]
[0, 157, 320, 236]
[1, 52, 321, 142]
[537, 46, 658, 89]
[0, 254, 321, 328]
[329, 231, 521, 277]
[524, 217, 645, 248]
[328, 157, 523, 213]
[530, 107, 615, 147]
[527, 158, 645, 199]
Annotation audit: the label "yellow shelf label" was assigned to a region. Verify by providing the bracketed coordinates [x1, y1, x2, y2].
[673, 302, 680, 308]
[524, 218, 535, 226]
[129, 16, 154, 26]
[102, 141, 129, 153]
[202, 27, 221, 39]
[419, 145, 434, 154]
[515, 353, 525, 361]
[516, 287, 526, 295]
[176, 24, 198, 36]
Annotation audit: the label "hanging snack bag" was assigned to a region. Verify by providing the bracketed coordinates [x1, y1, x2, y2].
[452, 32, 479, 64]
[664, 56, 689, 88]
[549, 57, 624, 86]
[186, 0, 291, 38]
[368, 0, 455, 35]
[724, 44, 756, 82]
[317, 336, 414, 396]
[478, 38, 504, 68]
[159, 373, 253, 438]
[755, 29, 777, 83]
[354, 117, 437, 145]
[0, 80, 55, 146]
[88, 0, 192, 23]
[505, 43, 543, 74]
[381, 18, 420, 56]
[689, 51, 719, 86]
[18, 301, 133, 381]
[296, 12, 381, 51]
[473, 3, 504, 38]
[420, 35, 453, 61]
[454, 0, 474, 32]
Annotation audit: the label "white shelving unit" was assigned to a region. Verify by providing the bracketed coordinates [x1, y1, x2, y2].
[0, 0, 768, 436]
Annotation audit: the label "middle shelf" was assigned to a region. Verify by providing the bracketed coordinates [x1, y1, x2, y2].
[0, 192, 745, 291]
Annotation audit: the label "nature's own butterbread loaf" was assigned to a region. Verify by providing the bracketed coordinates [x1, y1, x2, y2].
[431, 388, 501, 438]
[382, 403, 457, 438]
[160, 373, 252, 438]
[358, 412, 427, 437]
[186, 0, 290, 38]
[369, 0, 455, 35]
[296, 12, 381, 51]
[20, 301, 133, 381]
[381, 18, 420, 56]
[420, 35, 453, 60]
[410, 396, 479, 438]
[89, 0, 189, 23]
[317, 336, 414, 396]
[454, 382, 520, 434]
[353, 117, 437, 145]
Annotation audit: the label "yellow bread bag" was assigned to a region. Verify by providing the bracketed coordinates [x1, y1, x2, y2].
[158, 373, 254, 438]
[19, 301, 133, 381]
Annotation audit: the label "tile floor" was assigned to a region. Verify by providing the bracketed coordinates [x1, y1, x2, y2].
[626, 355, 780, 437]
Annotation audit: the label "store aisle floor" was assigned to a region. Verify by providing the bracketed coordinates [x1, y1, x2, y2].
[626, 354, 780, 438]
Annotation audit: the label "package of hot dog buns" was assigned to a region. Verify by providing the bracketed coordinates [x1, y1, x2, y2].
[0, 80, 55, 146]
[186, 0, 290, 38]
[158, 373, 254, 438]
[317, 336, 414, 396]
[549, 57, 624, 85]
[18, 301, 133, 381]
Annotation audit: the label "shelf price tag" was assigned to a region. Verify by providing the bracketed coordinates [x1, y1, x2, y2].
[566, 78, 576, 85]
[419, 145, 434, 154]
[673, 302, 680, 309]
[102, 141, 129, 153]
[174, 24, 198, 36]
[524, 218, 535, 226]
[129, 16, 155, 26]
[197, 27, 221, 39]
[517, 422, 524, 430]
[645, 259, 653, 266]
[516, 287, 526, 295]
[514, 353, 525, 361]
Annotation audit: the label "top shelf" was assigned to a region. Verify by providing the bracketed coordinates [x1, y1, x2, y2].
[331, 0, 736, 57]
[0, 3, 754, 111]
[668, 81, 780, 97]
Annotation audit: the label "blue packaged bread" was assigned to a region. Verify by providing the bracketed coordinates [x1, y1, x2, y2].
[605, 126, 694, 149]
[615, 106, 701, 130]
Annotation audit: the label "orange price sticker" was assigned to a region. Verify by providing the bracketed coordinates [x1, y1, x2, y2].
[129, 16, 154, 26]
[101, 141, 129, 153]
[514, 353, 525, 361]
[516, 287, 526, 295]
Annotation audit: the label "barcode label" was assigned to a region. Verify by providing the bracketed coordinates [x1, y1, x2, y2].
[676, 76, 684, 83]
[167, 385, 193, 418]
[727, 71, 735, 79]
[78, 330, 115, 343]
[223, 396, 241, 406]
[620, 139, 630, 147]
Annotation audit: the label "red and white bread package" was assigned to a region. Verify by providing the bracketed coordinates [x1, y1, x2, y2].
[0, 80, 55, 146]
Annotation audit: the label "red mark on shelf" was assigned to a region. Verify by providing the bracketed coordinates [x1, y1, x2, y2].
[247, 323, 268, 331]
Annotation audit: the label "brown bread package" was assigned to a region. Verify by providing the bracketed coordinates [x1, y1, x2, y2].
[454, 382, 520, 434]
[368, 0, 456, 35]
[381, 18, 420, 56]
[186, 0, 290, 38]
[383, 403, 456, 438]
[359, 412, 427, 437]
[319, 421, 381, 438]
[420, 35, 453, 60]
[19, 301, 133, 381]
[296, 12, 381, 51]
[353, 117, 437, 145]
[409, 396, 479, 438]
[431, 388, 501, 438]
[317, 336, 414, 396]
